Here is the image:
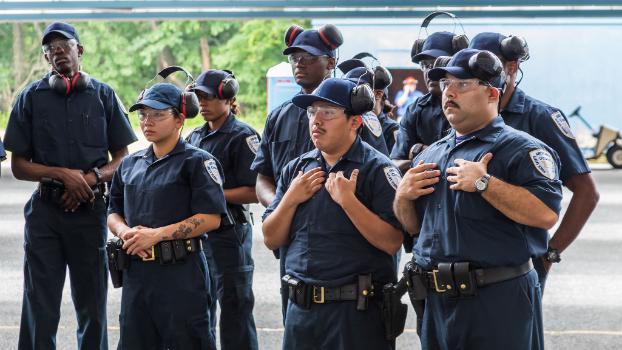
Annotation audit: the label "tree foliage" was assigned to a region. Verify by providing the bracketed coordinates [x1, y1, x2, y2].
[0, 19, 308, 130]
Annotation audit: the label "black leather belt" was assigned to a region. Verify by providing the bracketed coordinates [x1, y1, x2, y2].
[283, 274, 381, 309]
[406, 260, 533, 298]
[130, 237, 202, 264]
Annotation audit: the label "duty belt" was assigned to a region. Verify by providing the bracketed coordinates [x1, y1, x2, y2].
[282, 274, 380, 310]
[405, 260, 533, 298]
[130, 237, 203, 264]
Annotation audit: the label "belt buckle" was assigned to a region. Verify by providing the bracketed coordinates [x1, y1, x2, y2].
[312, 286, 325, 304]
[142, 246, 156, 262]
[431, 269, 447, 293]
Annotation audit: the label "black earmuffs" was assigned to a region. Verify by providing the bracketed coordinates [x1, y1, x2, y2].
[49, 70, 90, 95]
[137, 66, 200, 118]
[411, 11, 469, 62]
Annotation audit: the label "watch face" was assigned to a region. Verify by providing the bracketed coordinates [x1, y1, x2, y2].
[475, 179, 486, 191]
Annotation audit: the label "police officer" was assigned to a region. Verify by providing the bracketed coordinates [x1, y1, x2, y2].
[4, 22, 137, 350]
[468, 32, 599, 291]
[393, 49, 563, 349]
[263, 78, 403, 349]
[252, 23, 372, 321]
[339, 58, 399, 155]
[107, 83, 227, 349]
[391, 31, 468, 171]
[186, 69, 259, 350]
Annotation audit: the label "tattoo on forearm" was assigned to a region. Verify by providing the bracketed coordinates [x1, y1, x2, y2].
[171, 217, 204, 239]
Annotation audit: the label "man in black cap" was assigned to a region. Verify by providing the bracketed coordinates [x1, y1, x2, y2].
[468, 32, 599, 292]
[4, 22, 137, 350]
[250, 24, 344, 322]
[391, 31, 468, 171]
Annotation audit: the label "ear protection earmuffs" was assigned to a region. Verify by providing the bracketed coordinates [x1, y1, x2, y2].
[411, 11, 469, 62]
[216, 70, 240, 100]
[500, 35, 530, 62]
[433, 55, 452, 68]
[138, 66, 200, 119]
[49, 70, 90, 96]
[342, 52, 393, 91]
[468, 51, 505, 84]
[284, 24, 343, 50]
[350, 84, 375, 115]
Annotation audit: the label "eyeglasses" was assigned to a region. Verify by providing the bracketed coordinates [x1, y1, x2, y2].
[419, 60, 435, 70]
[138, 110, 174, 123]
[439, 78, 490, 92]
[307, 106, 345, 121]
[42, 40, 77, 54]
[288, 53, 326, 65]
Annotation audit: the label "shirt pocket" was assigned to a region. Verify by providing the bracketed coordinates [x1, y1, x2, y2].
[80, 102, 108, 148]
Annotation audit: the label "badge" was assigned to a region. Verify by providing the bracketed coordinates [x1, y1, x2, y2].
[362, 112, 383, 138]
[246, 135, 260, 155]
[529, 149, 557, 180]
[204, 159, 223, 185]
[550, 111, 575, 139]
[383, 166, 402, 190]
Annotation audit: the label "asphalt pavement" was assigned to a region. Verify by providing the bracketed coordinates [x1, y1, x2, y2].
[0, 165, 620, 349]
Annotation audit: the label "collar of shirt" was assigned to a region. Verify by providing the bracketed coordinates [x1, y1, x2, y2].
[444, 116, 505, 148]
[134, 137, 187, 164]
[302, 136, 365, 169]
[197, 112, 237, 138]
[501, 87, 526, 115]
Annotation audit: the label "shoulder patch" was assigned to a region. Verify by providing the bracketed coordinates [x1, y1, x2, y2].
[550, 111, 575, 139]
[529, 149, 557, 180]
[245, 135, 260, 155]
[362, 112, 383, 138]
[383, 166, 402, 190]
[204, 159, 223, 185]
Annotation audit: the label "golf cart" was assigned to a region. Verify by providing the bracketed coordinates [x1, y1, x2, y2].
[567, 106, 622, 168]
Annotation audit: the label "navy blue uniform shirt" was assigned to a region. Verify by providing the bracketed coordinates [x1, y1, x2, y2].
[252, 97, 392, 182]
[411, 117, 563, 270]
[264, 137, 403, 287]
[4, 73, 137, 170]
[391, 93, 450, 160]
[501, 88, 590, 184]
[108, 138, 227, 232]
[186, 113, 260, 190]
[378, 112, 399, 153]
[0, 138, 6, 162]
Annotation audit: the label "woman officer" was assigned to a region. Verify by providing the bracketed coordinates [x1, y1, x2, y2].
[107, 82, 227, 350]
[186, 69, 259, 350]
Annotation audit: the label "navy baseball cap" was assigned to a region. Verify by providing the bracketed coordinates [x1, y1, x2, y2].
[343, 67, 374, 86]
[191, 69, 231, 96]
[42, 22, 80, 45]
[412, 31, 455, 63]
[428, 48, 496, 81]
[468, 32, 505, 58]
[292, 78, 357, 111]
[129, 83, 182, 112]
[283, 29, 337, 57]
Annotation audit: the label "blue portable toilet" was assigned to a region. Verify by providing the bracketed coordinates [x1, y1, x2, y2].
[266, 62, 299, 113]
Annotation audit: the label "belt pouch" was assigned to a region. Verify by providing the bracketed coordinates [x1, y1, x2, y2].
[453, 262, 477, 296]
[172, 240, 187, 261]
[357, 274, 372, 311]
[159, 241, 174, 264]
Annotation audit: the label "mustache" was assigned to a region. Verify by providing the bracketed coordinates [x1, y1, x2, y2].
[311, 126, 326, 134]
[444, 100, 460, 109]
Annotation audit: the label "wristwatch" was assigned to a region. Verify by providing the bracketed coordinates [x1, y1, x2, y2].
[474, 174, 491, 193]
[544, 247, 561, 263]
[91, 167, 103, 185]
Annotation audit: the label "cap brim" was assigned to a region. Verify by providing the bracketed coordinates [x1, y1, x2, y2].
[128, 99, 172, 112]
[42, 30, 76, 45]
[413, 49, 451, 63]
[283, 45, 329, 57]
[190, 85, 217, 96]
[428, 67, 473, 81]
[292, 94, 347, 110]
